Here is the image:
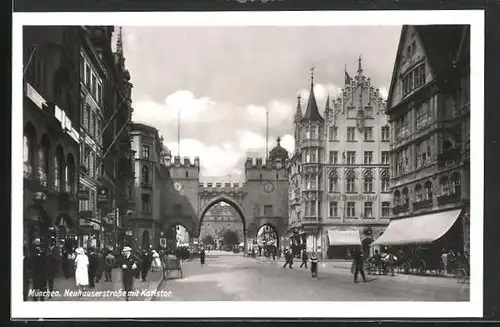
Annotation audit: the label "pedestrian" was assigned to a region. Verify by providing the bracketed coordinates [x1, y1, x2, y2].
[87, 248, 99, 288]
[200, 248, 206, 267]
[140, 249, 151, 282]
[282, 249, 293, 269]
[300, 250, 308, 268]
[272, 246, 276, 261]
[31, 244, 47, 301]
[441, 249, 449, 275]
[120, 246, 139, 301]
[134, 250, 142, 279]
[104, 250, 115, 282]
[352, 248, 367, 283]
[151, 249, 161, 271]
[373, 249, 383, 275]
[310, 252, 319, 279]
[23, 246, 30, 301]
[45, 240, 57, 298]
[74, 247, 89, 293]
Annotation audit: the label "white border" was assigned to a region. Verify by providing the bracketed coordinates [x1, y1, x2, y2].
[12, 10, 484, 319]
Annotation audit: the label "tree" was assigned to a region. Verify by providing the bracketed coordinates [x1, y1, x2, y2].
[202, 234, 215, 247]
[222, 229, 240, 247]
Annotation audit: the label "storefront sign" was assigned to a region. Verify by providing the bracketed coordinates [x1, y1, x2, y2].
[160, 238, 167, 247]
[329, 194, 378, 202]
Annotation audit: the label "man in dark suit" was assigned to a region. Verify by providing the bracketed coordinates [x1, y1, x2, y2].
[45, 241, 58, 297]
[31, 246, 47, 301]
[352, 247, 367, 283]
[120, 246, 139, 301]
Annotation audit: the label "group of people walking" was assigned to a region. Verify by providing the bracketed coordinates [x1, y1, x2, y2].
[24, 239, 162, 301]
[282, 248, 319, 279]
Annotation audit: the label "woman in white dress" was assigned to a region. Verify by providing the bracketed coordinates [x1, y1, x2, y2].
[74, 247, 89, 292]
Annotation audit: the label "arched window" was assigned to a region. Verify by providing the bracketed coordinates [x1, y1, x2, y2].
[451, 172, 461, 196]
[38, 134, 50, 187]
[415, 184, 423, 202]
[328, 176, 338, 192]
[54, 146, 65, 192]
[346, 170, 356, 193]
[424, 181, 433, 201]
[66, 154, 75, 194]
[142, 165, 149, 184]
[363, 170, 373, 193]
[440, 176, 450, 196]
[402, 187, 409, 206]
[381, 170, 389, 192]
[394, 190, 401, 206]
[23, 124, 36, 178]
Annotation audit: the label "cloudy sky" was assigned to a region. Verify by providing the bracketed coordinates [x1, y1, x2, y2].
[118, 26, 401, 181]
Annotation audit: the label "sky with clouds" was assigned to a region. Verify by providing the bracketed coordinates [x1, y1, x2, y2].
[117, 26, 402, 182]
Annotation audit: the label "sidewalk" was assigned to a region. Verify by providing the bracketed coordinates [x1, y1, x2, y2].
[27, 269, 163, 301]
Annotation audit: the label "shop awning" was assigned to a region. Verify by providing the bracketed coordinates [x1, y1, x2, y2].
[327, 230, 361, 246]
[371, 209, 462, 246]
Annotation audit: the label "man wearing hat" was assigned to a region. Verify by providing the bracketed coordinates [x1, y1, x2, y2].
[120, 246, 139, 301]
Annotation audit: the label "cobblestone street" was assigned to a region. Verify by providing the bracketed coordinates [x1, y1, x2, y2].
[155, 252, 469, 301]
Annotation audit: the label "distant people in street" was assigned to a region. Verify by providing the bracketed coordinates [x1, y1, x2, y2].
[104, 250, 115, 282]
[74, 247, 89, 293]
[120, 246, 138, 301]
[272, 246, 277, 260]
[373, 249, 383, 275]
[258, 246, 262, 256]
[31, 244, 47, 301]
[141, 249, 152, 282]
[200, 248, 206, 266]
[87, 248, 99, 288]
[352, 248, 367, 283]
[441, 249, 449, 274]
[151, 250, 161, 272]
[45, 240, 57, 297]
[134, 250, 142, 279]
[282, 249, 293, 269]
[310, 252, 319, 279]
[300, 250, 308, 268]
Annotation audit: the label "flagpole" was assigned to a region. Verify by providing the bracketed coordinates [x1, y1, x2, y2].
[265, 108, 269, 160]
[177, 107, 181, 157]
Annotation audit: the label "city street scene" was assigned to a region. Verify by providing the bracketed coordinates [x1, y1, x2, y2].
[21, 24, 470, 302]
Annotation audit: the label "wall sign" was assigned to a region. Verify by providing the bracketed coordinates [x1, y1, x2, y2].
[329, 194, 378, 202]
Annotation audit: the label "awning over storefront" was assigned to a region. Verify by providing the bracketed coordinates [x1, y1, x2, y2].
[371, 209, 462, 246]
[327, 230, 361, 246]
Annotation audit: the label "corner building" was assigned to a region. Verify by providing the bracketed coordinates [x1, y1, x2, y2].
[374, 25, 470, 258]
[288, 62, 391, 260]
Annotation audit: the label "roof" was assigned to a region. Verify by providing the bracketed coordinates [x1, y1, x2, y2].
[386, 25, 468, 113]
[301, 83, 324, 123]
[269, 137, 288, 161]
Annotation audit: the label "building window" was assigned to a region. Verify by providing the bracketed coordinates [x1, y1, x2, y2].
[394, 190, 401, 206]
[416, 101, 431, 129]
[415, 184, 423, 202]
[328, 176, 338, 193]
[416, 140, 432, 168]
[364, 202, 373, 218]
[309, 149, 317, 163]
[347, 151, 356, 165]
[86, 105, 91, 131]
[97, 83, 102, 107]
[363, 170, 373, 193]
[329, 151, 338, 164]
[451, 172, 461, 197]
[310, 127, 316, 140]
[91, 74, 97, 99]
[264, 205, 273, 216]
[347, 127, 356, 141]
[329, 126, 338, 141]
[381, 171, 389, 192]
[381, 126, 390, 141]
[347, 202, 356, 217]
[424, 181, 433, 201]
[395, 147, 410, 176]
[80, 55, 85, 82]
[364, 151, 373, 165]
[382, 202, 391, 217]
[23, 127, 35, 178]
[346, 170, 356, 193]
[364, 127, 373, 141]
[402, 187, 409, 206]
[65, 154, 75, 194]
[142, 165, 149, 184]
[381, 151, 389, 165]
[38, 136, 50, 187]
[402, 63, 426, 97]
[440, 176, 450, 196]
[395, 113, 409, 140]
[142, 194, 151, 213]
[329, 201, 338, 217]
[91, 113, 96, 138]
[85, 63, 91, 89]
[142, 145, 150, 159]
[54, 147, 65, 192]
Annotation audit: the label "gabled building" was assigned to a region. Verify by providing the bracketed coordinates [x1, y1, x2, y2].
[288, 63, 391, 259]
[373, 25, 470, 257]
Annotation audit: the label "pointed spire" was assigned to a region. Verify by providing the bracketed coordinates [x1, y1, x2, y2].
[301, 68, 324, 123]
[310, 65, 315, 87]
[295, 94, 303, 121]
[325, 94, 331, 110]
[277, 136, 281, 146]
[357, 55, 363, 74]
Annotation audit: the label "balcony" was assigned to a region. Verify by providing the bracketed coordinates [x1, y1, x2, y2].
[392, 203, 409, 215]
[412, 199, 433, 210]
[300, 139, 323, 149]
[437, 193, 461, 205]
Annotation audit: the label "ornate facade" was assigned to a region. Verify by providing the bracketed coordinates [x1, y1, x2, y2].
[288, 62, 391, 259]
[379, 25, 470, 256]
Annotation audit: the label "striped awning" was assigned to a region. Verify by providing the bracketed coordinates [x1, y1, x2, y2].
[327, 229, 361, 246]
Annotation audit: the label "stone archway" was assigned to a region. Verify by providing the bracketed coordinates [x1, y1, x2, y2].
[198, 195, 247, 253]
